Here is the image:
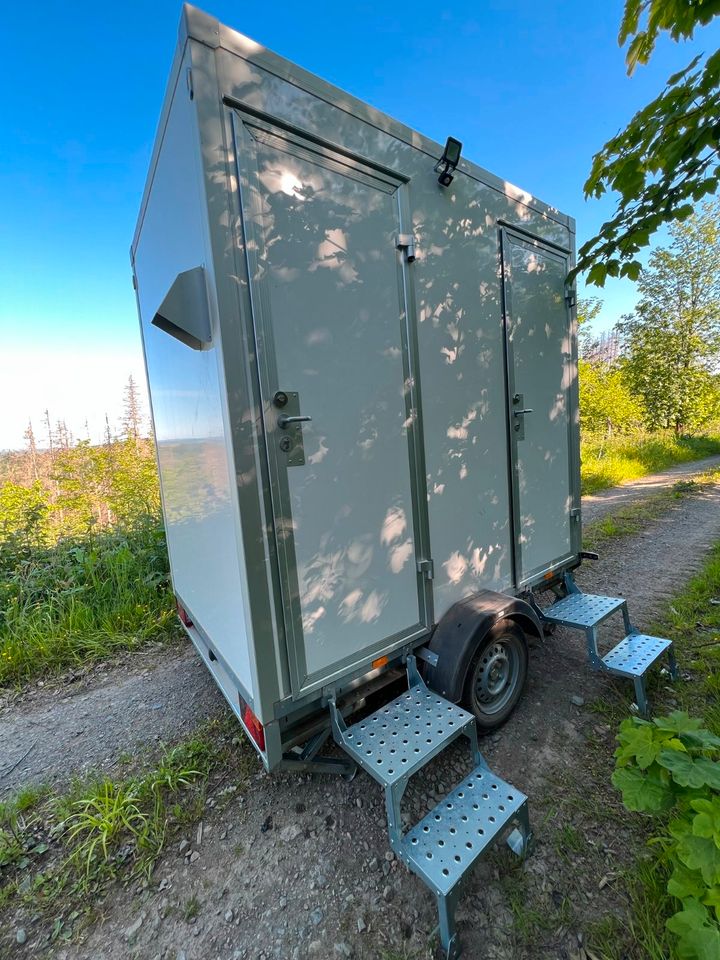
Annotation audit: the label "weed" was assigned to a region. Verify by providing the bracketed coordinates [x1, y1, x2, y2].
[182, 895, 201, 921]
[555, 823, 585, 857]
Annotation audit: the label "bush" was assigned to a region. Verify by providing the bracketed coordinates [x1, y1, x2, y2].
[613, 712, 720, 958]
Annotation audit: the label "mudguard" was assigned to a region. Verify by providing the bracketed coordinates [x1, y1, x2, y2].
[424, 590, 543, 703]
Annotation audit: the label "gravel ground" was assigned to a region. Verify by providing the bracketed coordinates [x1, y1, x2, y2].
[2, 467, 720, 960]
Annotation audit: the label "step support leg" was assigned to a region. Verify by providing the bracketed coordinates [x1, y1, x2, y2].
[507, 801, 532, 857]
[384, 780, 408, 850]
[586, 626, 601, 668]
[633, 676, 650, 719]
[436, 887, 461, 960]
[667, 646, 679, 681]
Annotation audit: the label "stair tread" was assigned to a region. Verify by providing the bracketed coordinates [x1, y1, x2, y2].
[542, 591, 625, 628]
[602, 633, 672, 677]
[399, 765, 526, 895]
[338, 685, 474, 787]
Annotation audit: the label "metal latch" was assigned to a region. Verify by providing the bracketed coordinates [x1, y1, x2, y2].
[417, 558, 434, 580]
[396, 234, 417, 263]
[565, 288, 577, 309]
[570, 507, 581, 521]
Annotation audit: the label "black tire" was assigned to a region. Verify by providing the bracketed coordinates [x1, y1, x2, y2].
[462, 619, 528, 731]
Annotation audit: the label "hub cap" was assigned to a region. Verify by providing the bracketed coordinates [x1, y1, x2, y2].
[472, 638, 520, 717]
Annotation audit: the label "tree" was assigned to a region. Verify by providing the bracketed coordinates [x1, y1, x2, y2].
[619, 200, 720, 433]
[121, 374, 144, 447]
[574, 0, 720, 286]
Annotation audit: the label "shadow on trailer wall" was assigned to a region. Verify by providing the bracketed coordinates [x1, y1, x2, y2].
[130, 6, 677, 957]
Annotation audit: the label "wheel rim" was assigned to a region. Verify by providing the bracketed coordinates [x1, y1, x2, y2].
[471, 635, 521, 717]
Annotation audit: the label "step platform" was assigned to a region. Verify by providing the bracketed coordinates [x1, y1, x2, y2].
[542, 591, 626, 629]
[335, 684, 475, 788]
[399, 765, 528, 897]
[602, 633, 673, 677]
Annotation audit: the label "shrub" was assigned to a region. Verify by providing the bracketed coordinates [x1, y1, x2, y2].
[613, 711, 720, 958]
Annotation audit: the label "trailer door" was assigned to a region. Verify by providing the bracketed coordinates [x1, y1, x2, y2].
[233, 113, 431, 696]
[501, 228, 578, 587]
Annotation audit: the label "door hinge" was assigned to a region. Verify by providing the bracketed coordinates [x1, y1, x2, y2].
[186, 67, 194, 100]
[565, 288, 577, 309]
[417, 558, 434, 579]
[570, 507, 581, 521]
[396, 234, 417, 263]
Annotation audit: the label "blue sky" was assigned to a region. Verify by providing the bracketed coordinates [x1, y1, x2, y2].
[1, 1, 718, 450]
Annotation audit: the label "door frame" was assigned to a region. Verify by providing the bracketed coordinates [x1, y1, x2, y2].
[231, 106, 433, 698]
[499, 224, 581, 590]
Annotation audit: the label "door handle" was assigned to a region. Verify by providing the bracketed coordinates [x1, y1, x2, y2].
[277, 415, 312, 429]
[514, 408, 533, 416]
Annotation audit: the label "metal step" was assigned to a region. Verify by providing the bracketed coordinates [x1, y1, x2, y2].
[329, 656, 531, 959]
[541, 591, 626, 629]
[399, 765, 528, 897]
[602, 633, 673, 678]
[335, 683, 475, 788]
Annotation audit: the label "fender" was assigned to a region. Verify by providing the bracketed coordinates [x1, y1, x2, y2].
[424, 590, 543, 703]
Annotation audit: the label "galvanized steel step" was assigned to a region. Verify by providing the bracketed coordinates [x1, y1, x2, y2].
[399, 765, 527, 896]
[336, 686, 475, 788]
[541, 591, 626, 628]
[602, 633, 673, 678]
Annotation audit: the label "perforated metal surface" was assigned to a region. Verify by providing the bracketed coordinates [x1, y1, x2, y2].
[602, 633, 672, 677]
[542, 592, 625, 628]
[400, 766, 526, 895]
[340, 687, 474, 787]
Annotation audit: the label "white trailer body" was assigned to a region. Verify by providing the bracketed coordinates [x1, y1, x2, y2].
[133, 11, 682, 954]
[132, 4, 581, 762]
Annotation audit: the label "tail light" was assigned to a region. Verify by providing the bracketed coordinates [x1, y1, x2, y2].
[241, 701, 266, 751]
[176, 599, 193, 628]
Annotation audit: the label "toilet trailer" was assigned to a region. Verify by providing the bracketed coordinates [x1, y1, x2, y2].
[132, 7, 677, 955]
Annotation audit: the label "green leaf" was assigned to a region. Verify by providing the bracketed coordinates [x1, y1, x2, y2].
[676, 833, 720, 887]
[615, 721, 663, 769]
[654, 712, 703, 736]
[612, 765, 675, 812]
[668, 862, 706, 900]
[666, 899, 720, 960]
[658, 750, 720, 789]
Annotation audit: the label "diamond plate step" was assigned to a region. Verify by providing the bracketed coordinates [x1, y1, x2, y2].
[602, 633, 673, 678]
[335, 685, 475, 788]
[399, 766, 528, 896]
[541, 592, 626, 628]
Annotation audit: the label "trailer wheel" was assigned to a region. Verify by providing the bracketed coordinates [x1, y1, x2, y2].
[462, 619, 528, 731]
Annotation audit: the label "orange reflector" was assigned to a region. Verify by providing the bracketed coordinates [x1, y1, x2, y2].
[544, 571, 554, 580]
[372, 655, 389, 670]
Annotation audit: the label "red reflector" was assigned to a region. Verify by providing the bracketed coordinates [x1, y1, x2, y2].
[176, 599, 193, 628]
[242, 705, 266, 751]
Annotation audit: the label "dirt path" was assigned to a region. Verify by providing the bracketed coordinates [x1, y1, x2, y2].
[582, 453, 720, 523]
[2, 473, 720, 959]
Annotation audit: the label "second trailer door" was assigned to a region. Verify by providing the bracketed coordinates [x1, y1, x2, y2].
[501, 228, 580, 587]
[234, 113, 431, 696]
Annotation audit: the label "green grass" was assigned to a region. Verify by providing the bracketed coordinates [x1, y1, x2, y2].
[581, 431, 720, 495]
[0, 516, 176, 687]
[585, 539, 720, 960]
[0, 717, 253, 940]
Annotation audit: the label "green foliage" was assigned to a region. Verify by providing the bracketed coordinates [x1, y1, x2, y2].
[579, 357, 646, 436]
[0, 517, 174, 686]
[614, 712, 720, 958]
[574, 2, 720, 284]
